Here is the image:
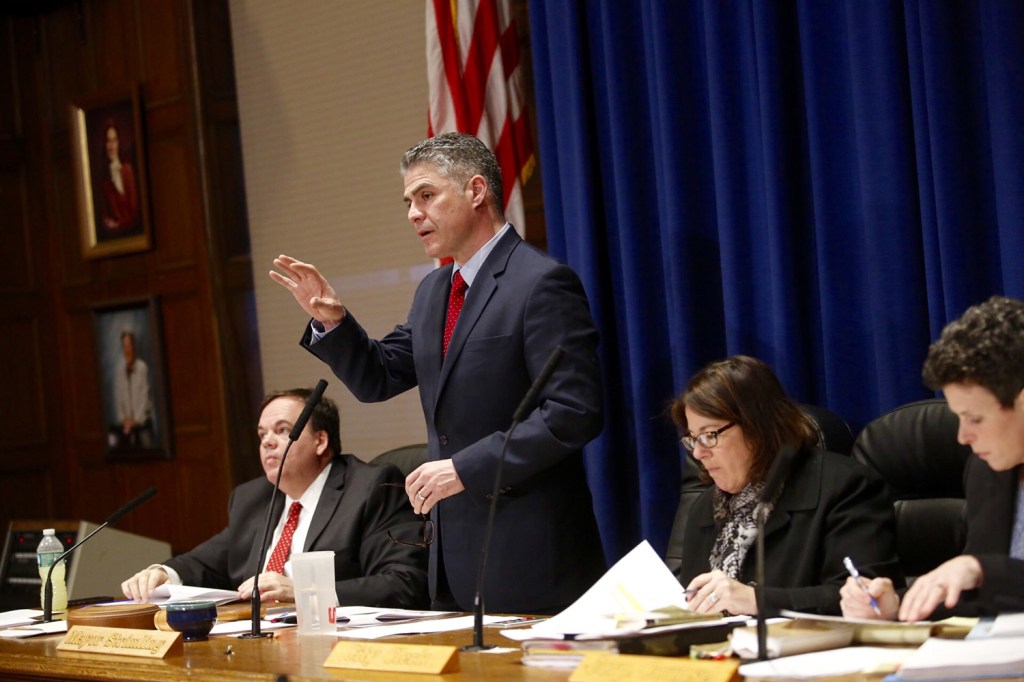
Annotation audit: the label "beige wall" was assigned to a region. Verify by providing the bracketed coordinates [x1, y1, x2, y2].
[230, 1, 432, 459]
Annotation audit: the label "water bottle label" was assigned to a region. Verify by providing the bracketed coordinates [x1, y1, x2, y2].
[38, 553, 59, 568]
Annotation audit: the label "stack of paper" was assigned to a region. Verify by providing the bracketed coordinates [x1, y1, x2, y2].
[739, 646, 916, 680]
[893, 636, 1024, 680]
[730, 618, 855, 659]
[521, 639, 618, 668]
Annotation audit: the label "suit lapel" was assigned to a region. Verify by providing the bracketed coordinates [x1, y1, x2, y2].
[305, 457, 346, 550]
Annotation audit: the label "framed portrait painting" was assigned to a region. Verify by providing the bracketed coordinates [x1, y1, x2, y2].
[92, 298, 172, 460]
[71, 87, 152, 259]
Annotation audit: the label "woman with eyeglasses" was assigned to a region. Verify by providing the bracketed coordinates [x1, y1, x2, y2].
[670, 355, 903, 615]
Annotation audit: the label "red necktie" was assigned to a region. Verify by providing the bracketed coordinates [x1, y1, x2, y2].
[265, 501, 302, 574]
[442, 271, 468, 357]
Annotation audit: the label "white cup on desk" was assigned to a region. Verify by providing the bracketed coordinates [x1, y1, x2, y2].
[291, 551, 337, 635]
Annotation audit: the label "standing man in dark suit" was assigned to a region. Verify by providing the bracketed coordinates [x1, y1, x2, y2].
[120, 388, 428, 609]
[270, 132, 606, 614]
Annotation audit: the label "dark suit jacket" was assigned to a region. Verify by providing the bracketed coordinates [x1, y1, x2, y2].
[957, 458, 1024, 614]
[674, 449, 904, 615]
[165, 455, 428, 609]
[302, 229, 606, 612]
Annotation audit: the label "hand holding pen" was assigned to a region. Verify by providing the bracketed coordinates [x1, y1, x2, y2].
[843, 556, 882, 616]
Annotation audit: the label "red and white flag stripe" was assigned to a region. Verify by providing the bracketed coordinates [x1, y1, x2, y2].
[426, 0, 535, 235]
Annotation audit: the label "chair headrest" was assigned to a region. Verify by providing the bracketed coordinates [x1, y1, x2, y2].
[799, 403, 856, 456]
[852, 398, 971, 499]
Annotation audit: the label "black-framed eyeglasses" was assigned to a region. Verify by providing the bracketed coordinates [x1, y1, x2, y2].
[680, 422, 735, 452]
[380, 483, 434, 547]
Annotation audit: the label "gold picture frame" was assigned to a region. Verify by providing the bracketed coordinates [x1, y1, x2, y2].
[70, 86, 152, 259]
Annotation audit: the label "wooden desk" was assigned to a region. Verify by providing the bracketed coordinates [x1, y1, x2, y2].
[0, 625, 574, 682]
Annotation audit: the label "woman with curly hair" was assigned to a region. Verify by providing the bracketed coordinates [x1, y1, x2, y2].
[842, 295, 1024, 621]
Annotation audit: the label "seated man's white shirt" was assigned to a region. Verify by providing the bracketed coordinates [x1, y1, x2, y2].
[158, 462, 333, 585]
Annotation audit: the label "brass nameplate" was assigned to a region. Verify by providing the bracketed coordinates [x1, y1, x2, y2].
[57, 625, 182, 659]
[323, 641, 459, 674]
[570, 652, 739, 682]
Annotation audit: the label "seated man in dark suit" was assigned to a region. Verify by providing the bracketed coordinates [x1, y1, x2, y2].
[120, 388, 428, 608]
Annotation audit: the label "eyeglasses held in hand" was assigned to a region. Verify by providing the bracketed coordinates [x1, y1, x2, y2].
[379, 483, 434, 547]
[680, 422, 735, 452]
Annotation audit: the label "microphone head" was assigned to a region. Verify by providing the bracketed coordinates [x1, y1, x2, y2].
[288, 379, 328, 441]
[311, 378, 328, 397]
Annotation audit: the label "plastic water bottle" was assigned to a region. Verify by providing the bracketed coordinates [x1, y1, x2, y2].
[37, 529, 67, 614]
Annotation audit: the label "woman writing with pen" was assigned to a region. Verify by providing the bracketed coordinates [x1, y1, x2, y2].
[842, 297, 1024, 621]
[671, 356, 904, 616]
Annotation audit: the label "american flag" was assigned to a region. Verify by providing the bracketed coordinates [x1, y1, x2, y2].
[426, 0, 535, 235]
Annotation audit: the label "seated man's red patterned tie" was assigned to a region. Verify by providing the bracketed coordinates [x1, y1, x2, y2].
[442, 271, 468, 357]
[265, 501, 302, 574]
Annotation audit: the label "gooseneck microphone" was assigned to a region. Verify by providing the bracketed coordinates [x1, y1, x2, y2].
[288, 380, 328, 441]
[242, 379, 328, 639]
[754, 444, 796, 660]
[42, 486, 158, 622]
[463, 346, 565, 652]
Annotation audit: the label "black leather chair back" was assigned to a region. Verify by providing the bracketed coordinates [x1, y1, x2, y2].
[800, 403, 857, 456]
[852, 399, 971, 578]
[373, 443, 429, 477]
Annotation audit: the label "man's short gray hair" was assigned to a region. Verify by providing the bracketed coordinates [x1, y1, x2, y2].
[401, 132, 504, 215]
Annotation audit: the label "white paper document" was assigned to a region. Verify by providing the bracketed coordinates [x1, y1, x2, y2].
[0, 614, 68, 639]
[0, 609, 41, 629]
[738, 645, 915, 679]
[779, 609, 931, 627]
[895, 636, 1024, 680]
[501, 540, 713, 641]
[333, 606, 455, 627]
[335, 614, 507, 640]
[988, 611, 1024, 638]
[148, 584, 241, 606]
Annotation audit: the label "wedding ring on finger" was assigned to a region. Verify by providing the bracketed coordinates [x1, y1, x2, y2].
[708, 593, 719, 606]
[416, 491, 427, 501]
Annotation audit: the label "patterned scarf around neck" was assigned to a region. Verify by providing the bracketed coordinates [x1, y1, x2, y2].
[709, 480, 777, 579]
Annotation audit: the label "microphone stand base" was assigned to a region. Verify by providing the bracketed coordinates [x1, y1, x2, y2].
[460, 643, 496, 652]
[237, 632, 275, 639]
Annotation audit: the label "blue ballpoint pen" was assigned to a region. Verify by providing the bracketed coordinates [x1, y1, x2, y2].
[843, 556, 882, 616]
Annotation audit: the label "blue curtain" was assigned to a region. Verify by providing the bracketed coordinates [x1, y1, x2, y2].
[527, 0, 1024, 564]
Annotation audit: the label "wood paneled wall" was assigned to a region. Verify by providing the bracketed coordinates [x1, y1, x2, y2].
[0, 0, 260, 560]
